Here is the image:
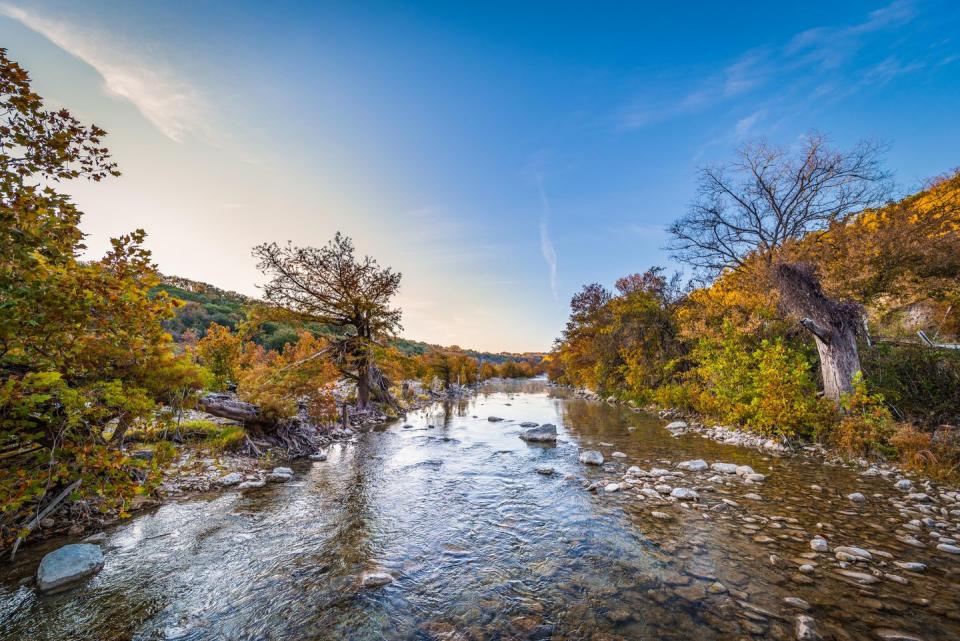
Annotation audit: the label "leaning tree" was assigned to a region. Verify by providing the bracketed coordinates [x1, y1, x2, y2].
[667, 133, 891, 402]
[252, 233, 402, 410]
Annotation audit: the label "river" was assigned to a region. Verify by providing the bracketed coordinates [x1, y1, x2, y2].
[1, 379, 957, 640]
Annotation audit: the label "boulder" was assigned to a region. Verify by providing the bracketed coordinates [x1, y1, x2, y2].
[218, 472, 244, 486]
[711, 462, 738, 474]
[579, 450, 604, 465]
[519, 424, 558, 442]
[670, 487, 699, 500]
[36, 544, 104, 594]
[664, 420, 688, 431]
[735, 465, 755, 476]
[361, 571, 394, 588]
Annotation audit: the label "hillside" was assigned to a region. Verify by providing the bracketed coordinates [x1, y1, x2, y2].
[154, 275, 545, 362]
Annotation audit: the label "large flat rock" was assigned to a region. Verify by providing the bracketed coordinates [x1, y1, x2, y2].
[36, 543, 104, 594]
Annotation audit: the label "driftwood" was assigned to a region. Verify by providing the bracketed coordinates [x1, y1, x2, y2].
[10, 478, 82, 561]
[198, 393, 265, 424]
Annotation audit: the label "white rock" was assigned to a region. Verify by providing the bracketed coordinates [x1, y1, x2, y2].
[664, 420, 688, 431]
[670, 487, 699, 500]
[937, 543, 960, 554]
[894, 561, 926, 572]
[360, 571, 394, 587]
[655, 484, 673, 494]
[218, 472, 244, 486]
[677, 459, 708, 471]
[894, 479, 913, 491]
[810, 537, 829, 552]
[237, 480, 266, 490]
[36, 544, 104, 594]
[579, 450, 604, 465]
[604, 483, 621, 493]
[611, 451, 627, 458]
[267, 472, 293, 483]
[834, 546, 872, 561]
[796, 614, 820, 641]
[711, 462, 738, 474]
[746, 473, 767, 482]
[519, 424, 558, 442]
[735, 465, 755, 476]
[309, 452, 328, 461]
[847, 492, 866, 503]
[272, 467, 294, 476]
[743, 492, 762, 501]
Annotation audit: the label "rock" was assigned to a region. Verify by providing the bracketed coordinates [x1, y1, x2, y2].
[784, 597, 810, 610]
[735, 465, 755, 476]
[655, 484, 673, 494]
[535, 465, 555, 476]
[677, 459, 708, 471]
[604, 483, 621, 493]
[936, 543, 960, 554]
[218, 472, 244, 486]
[847, 492, 866, 503]
[810, 537, 829, 552]
[746, 473, 767, 482]
[798, 564, 815, 573]
[833, 568, 879, 584]
[670, 487, 699, 500]
[873, 630, 924, 641]
[834, 546, 872, 561]
[711, 462, 739, 474]
[487, 416, 504, 422]
[894, 561, 926, 572]
[519, 424, 558, 442]
[519, 422, 539, 428]
[707, 581, 727, 594]
[36, 544, 104, 594]
[272, 467, 293, 476]
[894, 479, 913, 491]
[650, 511, 672, 520]
[611, 451, 627, 458]
[309, 452, 327, 461]
[664, 420, 688, 431]
[237, 480, 266, 490]
[579, 450, 604, 465]
[360, 571, 393, 588]
[796, 615, 820, 641]
[906, 492, 931, 502]
[267, 472, 292, 483]
[743, 493, 763, 501]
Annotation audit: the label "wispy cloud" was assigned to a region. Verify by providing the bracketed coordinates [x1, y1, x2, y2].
[617, 0, 924, 132]
[0, 3, 207, 142]
[535, 173, 559, 301]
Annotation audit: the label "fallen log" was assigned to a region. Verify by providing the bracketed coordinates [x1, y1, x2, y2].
[198, 393, 264, 424]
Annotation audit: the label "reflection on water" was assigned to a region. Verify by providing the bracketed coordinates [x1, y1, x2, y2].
[2, 379, 958, 640]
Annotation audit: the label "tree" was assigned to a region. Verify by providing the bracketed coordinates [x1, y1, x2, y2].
[196, 322, 242, 390]
[668, 133, 891, 402]
[252, 233, 402, 410]
[0, 49, 205, 549]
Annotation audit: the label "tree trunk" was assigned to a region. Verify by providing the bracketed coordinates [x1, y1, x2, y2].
[109, 415, 131, 447]
[805, 320, 861, 403]
[356, 361, 370, 410]
[198, 393, 264, 424]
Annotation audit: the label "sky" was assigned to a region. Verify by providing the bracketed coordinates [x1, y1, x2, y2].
[1, 1, 958, 352]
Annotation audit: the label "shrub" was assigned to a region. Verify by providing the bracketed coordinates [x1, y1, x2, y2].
[861, 343, 960, 426]
[832, 373, 897, 458]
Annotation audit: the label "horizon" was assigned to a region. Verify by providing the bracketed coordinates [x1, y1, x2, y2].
[1, 0, 958, 351]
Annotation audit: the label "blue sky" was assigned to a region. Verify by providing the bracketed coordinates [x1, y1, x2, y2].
[1, 1, 958, 351]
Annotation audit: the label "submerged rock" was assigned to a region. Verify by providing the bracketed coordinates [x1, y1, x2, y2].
[535, 465, 555, 476]
[847, 492, 866, 503]
[519, 422, 539, 428]
[670, 487, 699, 500]
[579, 450, 604, 465]
[894, 479, 913, 491]
[487, 416, 504, 422]
[711, 462, 738, 474]
[677, 459, 708, 471]
[810, 537, 829, 552]
[360, 571, 394, 588]
[796, 615, 820, 641]
[834, 546, 872, 562]
[519, 424, 558, 442]
[36, 544, 104, 594]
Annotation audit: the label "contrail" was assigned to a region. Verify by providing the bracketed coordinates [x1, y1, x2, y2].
[535, 172, 559, 300]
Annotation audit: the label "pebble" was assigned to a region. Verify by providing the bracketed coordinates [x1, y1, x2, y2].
[360, 571, 394, 588]
[895, 479, 913, 491]
[711, 462, 738, 474]
[218, 472, 243, 486]
[936, 543, 960, 554]
[743, 493, 763, 501]
[309, 453, 327, 461]
[670, 487, 699, 500]
[535, 465, 555, 476]
[784, 597, 810, 610]
[847, 492, 866, 503]
[677, 459, 708, 471]
[894, 561, 926, 572]
[796, 614, 820, 641]
[611, 451, 627, 458]
[604, 483, 621, 493]
[834, 546, 872, 561]
[651, 511, 672, 520]
[833, 568, 879, 584]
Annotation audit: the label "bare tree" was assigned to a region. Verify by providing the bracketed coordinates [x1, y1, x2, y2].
[668, 133, 892, 402]
[253, 233, 402, 410]
[669, 133, 891, 273]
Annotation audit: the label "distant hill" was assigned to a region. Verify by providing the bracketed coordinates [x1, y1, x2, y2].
[153, 275, 544, 362]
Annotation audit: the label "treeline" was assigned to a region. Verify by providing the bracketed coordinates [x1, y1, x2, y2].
[551, 136, 959, 476]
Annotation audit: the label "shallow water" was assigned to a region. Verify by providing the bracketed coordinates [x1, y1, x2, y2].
[2, 379, 959, 640]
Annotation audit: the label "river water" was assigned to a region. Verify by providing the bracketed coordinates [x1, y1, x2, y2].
[2, 379, 958, 640]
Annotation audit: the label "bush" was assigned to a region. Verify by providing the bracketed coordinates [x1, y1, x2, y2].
[691, 327, 831, 439]
[862, 343, 960, 426]
[833, 374, 897, 458]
